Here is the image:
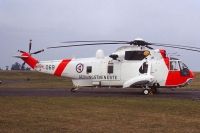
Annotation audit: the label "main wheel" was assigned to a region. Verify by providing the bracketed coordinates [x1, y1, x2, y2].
[150, 87, 157, 94]
[70, 88, 76, 93]
[143, 89, 149, 95]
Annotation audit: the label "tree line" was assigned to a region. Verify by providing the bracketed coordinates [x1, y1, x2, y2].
[11, 62, 30, 70]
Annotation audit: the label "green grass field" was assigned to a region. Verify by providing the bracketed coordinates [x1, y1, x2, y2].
[0, 71, 200, 133]
[190, 72, 200, 89]
[0, 97, 200, 133]
[0, 71, 72, 89]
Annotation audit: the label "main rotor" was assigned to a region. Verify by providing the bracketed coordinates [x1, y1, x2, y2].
[47, 38, 200, 53]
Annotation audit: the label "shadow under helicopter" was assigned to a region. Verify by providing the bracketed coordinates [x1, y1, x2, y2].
[70, 88, 200, 100]
[1, 88, 199, 100]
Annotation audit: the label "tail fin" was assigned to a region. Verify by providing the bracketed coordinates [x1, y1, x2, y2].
[15, 52, 39, 69]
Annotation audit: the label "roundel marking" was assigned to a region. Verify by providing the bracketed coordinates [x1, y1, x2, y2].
[76, 63, 84, 73]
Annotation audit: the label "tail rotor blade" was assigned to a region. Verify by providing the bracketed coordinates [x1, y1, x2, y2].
[18, 50, 26, 53]
[31, 49, 44, 55]
[29, 40, 32, 53]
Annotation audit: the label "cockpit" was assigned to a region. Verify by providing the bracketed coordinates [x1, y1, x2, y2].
[170, 58, 190, 76]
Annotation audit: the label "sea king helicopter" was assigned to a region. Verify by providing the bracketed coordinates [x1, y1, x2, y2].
[15, 38, 200, 95]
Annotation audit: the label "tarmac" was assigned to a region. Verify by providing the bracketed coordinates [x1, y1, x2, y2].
[0, 88, 200, 100]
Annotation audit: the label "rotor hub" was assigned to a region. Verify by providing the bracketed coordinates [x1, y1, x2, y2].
[130, 38, 149, 46]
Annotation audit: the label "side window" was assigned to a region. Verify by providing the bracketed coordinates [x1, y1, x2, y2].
[170, 61, 180, 71]
[125, 51, 147, 60]
[107, 63, 113, 74]
[139, 62, 148, 74]
[108, 66, 113, 73]
[86, 66, 92, 73]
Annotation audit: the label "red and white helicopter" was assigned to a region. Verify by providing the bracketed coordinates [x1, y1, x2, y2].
[15, 38, 199, 95]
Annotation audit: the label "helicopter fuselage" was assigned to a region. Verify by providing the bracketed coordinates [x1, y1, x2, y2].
[21, 45, 194, 89]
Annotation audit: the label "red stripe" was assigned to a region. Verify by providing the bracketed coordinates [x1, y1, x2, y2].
[22, 53, 38, 69]
[159, 49, 169, 69]
[54, 59, 71, 76]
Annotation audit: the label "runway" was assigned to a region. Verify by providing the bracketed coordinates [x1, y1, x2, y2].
[0, 88, 200, 100]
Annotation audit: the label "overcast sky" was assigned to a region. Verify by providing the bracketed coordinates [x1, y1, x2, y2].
[0, 0, 200, 71]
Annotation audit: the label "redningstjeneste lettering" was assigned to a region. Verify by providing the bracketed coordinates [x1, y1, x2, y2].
[79, 75, 117, 80]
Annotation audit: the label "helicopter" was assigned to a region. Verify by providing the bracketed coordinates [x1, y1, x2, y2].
[15, 38, 199, 95]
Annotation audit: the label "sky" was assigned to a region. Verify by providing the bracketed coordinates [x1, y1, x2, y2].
[0, 0, 200, 71]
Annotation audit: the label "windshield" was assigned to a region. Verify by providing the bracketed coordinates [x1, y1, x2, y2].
[179, 61, 190, 76]
[179, 61, 188, 70]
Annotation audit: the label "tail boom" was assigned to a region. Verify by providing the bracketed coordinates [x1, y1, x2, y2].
[20, 52, 38, 69]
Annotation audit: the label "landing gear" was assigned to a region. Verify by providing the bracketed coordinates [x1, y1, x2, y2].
[143, 89, 150, 95]
[142, 85, 158, 95]
[70, 87, 79, 92]
[150, 86, 158, 94]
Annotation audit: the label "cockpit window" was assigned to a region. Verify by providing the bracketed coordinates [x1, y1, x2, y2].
[125, 51, 146, 60]
[179, 62, 188, 70]
[179, 61, 190, 76]
[170, 60, 190, 76]
[170, 61, 180, 71]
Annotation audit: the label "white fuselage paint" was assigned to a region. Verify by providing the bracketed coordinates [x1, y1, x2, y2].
[33, 46, 171, 88]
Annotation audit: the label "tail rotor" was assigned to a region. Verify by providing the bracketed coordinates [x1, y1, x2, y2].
[18, 40, 44, 69]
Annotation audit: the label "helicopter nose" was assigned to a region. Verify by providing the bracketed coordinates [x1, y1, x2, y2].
[190, 70, 195, 78]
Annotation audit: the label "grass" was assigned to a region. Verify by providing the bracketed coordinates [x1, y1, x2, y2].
[0, 97, 200, 133]
[0, 71, 200, 133]
[0, 71, 72, 89]
[189, 72, 200, 89]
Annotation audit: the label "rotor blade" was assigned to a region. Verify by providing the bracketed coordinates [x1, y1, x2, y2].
[29, 40, 32, 53]
[18, 50, 26, 53]
[150, 43, 200, 52]
[145, 45, 154, 50]
[151, 43, 200, 50]
[47, 42, 128, 49]
[31, 49, 44, 54]
[61, 40, 129, 43]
